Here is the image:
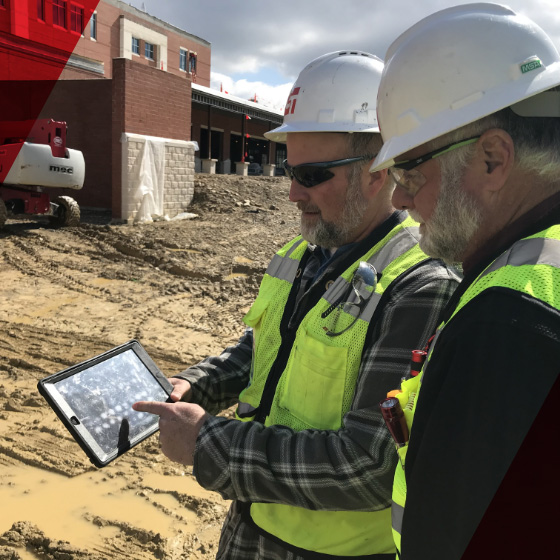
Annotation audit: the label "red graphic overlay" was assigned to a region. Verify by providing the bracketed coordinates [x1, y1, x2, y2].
[0, 0, 100, 182]
[462, 375, 559, 558]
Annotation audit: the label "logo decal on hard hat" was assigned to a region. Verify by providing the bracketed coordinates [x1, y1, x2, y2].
[284, 87, 301, 115]
[520, 56, 543, 74]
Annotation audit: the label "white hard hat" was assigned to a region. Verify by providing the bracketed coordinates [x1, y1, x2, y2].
[370, 3, 560, 172]
[265, 51, 383, 142]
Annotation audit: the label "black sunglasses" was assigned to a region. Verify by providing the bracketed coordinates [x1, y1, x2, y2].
[283, 155, 374, 188]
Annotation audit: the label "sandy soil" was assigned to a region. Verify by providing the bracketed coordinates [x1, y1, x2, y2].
[0, 173, 298, 559]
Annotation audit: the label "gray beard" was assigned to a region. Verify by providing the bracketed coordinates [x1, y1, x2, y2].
[300, 175, 368, 248]
[411, 159, 482, 264]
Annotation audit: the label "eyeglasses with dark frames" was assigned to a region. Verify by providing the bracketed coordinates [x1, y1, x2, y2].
[283, 155, 375, 188]
[390, 137, 479, 196]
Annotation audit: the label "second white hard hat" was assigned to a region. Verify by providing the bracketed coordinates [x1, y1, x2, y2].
[265, 51, 383, 142]
[370, 3, 560, 172]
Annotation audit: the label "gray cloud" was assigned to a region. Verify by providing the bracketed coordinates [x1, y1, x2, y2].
[127, 0, 560, 109]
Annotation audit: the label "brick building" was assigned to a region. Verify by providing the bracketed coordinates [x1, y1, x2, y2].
[192, 84, 285, 175]
[56, 0, 211, 83]
[1, 0, 285, 220]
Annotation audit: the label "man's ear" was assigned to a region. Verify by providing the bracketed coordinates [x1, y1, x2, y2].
[479, 129, 515, 191]
[366, 168, 389, 197]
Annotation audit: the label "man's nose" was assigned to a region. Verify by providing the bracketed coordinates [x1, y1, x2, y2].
[289, 179, 310, 203]
[392, 185, 414, 211]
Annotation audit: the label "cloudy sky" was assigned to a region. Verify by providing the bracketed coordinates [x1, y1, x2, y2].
[127, 0, 560, 111]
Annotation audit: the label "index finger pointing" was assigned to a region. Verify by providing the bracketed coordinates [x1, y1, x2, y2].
[132, 400, 172, 415]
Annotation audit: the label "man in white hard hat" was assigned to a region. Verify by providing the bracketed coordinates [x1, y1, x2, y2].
[134, 51, 459, 559]
[370, 4, 560, 559]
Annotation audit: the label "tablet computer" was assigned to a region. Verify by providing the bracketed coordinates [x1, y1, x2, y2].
[37, 340, 173, 468]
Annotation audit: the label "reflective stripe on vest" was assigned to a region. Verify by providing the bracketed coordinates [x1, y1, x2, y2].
[265, 237, 306, 282]
[482, 237, 560, 275]
[392, 500, 405, 539]
[391, 226, 560, 554]
[239, 217, 428, 556]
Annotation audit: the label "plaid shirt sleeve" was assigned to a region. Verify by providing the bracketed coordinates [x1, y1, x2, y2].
[193, 259, 460, 511]
[173, 328, 253, 415]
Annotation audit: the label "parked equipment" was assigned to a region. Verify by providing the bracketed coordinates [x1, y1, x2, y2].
[0, 119, 85, 228]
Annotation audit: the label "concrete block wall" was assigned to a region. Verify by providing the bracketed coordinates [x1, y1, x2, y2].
[122, 133, 197, 221]
[163, 143, 196, 215]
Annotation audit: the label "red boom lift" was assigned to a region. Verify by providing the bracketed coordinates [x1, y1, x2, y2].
[0, 119, 85, 228]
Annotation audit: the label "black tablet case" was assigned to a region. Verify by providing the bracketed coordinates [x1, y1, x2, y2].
[37, 340, 173, 468]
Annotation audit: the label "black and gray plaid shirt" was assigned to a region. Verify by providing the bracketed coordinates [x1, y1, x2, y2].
[177, 213, 461, 559]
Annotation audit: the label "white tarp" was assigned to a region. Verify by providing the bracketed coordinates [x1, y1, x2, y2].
[121, 133, 198, 223]
[134, 136, 166, 223]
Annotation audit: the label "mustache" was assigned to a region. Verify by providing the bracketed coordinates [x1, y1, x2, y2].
[297, 203, 321, 213]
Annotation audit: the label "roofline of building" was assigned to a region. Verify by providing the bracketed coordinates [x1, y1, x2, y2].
[192, 84, 284, 123]
[109, 0, 211, 48]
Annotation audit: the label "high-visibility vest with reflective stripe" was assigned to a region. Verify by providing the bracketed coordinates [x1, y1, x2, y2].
[238, 217, 429, 557]
[391, 225, 560, 555]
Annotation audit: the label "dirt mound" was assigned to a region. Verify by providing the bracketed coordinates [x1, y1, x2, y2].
[0, 173, 298, 559]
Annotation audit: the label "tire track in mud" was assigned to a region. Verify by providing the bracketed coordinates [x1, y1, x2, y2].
[0, 439, 86, 476]
[1, 233, 237, 346]
[4, 236, 120, 302]
[70, 226, 223, 284]
[0, 322, 118, 375]
[3, 228, 213, 301]
[0, 320, 202, 380]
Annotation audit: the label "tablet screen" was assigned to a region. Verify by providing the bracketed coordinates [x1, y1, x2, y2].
[52, 349, 168, 455]
[38, 341, 172, 467]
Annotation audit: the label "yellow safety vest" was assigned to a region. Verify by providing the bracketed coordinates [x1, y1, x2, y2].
[391, 225, 560, 556]
[238, 217, 430, 557]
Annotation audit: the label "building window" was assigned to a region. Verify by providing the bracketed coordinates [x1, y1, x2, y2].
[132, 37, 139, 55]
[189, 53, 197, 74]
[179, 48, 187, 71]
[90, 11, 97, 39]
[37, 0, 45, 20]
[53, 0, 67, 28]
[70, 4, 84, 34]
[145, 42, 154, 60]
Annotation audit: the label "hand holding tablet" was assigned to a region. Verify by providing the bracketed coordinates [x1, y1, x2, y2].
[167, 377, 193, 403]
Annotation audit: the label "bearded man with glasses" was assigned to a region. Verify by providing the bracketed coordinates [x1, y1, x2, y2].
[370, 4, 560, 559]
[134, 51, 459, 560]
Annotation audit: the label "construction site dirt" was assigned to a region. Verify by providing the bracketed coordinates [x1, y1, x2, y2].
[0, 173, 298, 560]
